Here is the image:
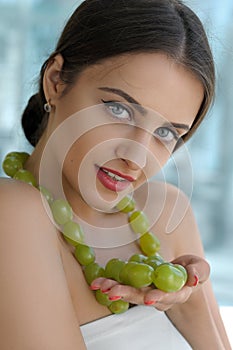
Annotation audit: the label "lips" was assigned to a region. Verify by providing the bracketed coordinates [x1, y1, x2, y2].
[96, 166, 135, 192]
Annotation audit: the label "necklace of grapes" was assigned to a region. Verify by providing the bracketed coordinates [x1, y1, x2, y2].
[2, 151, 188, 314]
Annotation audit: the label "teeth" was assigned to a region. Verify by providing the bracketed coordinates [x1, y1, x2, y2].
[102, 169, 125, 182]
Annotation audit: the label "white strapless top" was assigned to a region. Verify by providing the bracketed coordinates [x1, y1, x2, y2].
[80, 305, 191, 349]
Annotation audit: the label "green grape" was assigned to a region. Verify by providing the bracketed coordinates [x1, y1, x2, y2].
[74, 243, 95, 266]
[95, 289, 112, 306]
[84, 262, 105, 285]
[50, 199, 73, 225]
[128, 211, 149, 234]
[128, 253, 147, 263]
[18, 152, 30, 164]
[115, 195, 135, 213]
[173, 264, 188, 284]
[118, 261, 138, 284]
[152, 263, 187, 292]
[63, 221, 85, 246]
[146, 253, 164, 264]
[127, 263, 154, 288]
[38, 186, 54, 204]
[5, 151, 29, 164]
[2, 156, 23, 177]
[145, 256, 163, 270]
[108, 300, 129, 314]
[13, 169, 37, 187]
[139, 232, 160, 256]
[105, 258, 125, 282]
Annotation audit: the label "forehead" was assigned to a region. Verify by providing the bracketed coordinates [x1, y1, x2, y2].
[78, 52, 204, 126]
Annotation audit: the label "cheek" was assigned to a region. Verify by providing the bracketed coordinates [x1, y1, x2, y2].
[55, 91, 83, 122]
[62, 138, 93, 190]
[62, 131, 117, 189]
[147, 141, 174, 174]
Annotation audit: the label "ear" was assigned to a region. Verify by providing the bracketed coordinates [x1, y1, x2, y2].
[43, 54, 66, 103]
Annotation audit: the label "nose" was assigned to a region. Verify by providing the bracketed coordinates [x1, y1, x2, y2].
[115, 127, 152, 170]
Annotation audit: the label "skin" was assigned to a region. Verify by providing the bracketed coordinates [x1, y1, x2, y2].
[0, 53, 231, 349]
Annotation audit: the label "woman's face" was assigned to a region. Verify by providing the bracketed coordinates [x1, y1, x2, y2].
[43, 53, 204, 212]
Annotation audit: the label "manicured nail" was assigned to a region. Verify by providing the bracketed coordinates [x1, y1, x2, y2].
[101, 288, 111, 293]
[144, 300, 156, 305]
[109, 296, 122, 301]
[90, 285, 99, 291]
[193, 275, 199, 286]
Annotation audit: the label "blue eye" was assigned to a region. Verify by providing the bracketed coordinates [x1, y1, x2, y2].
[102, 100, 133, 121]
[154, 127, 179, 143]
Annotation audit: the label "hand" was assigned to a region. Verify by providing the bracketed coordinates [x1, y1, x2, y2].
[90, 254, 210, 311]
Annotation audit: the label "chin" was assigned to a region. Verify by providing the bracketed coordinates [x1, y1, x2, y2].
[81, 187, 134, 214]
[87, 197, 118, 213]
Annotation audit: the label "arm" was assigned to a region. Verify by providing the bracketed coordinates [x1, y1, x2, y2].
[0, 179, 87, 350]
[166, 280, 230, 350]
[163, 188, 231, 350]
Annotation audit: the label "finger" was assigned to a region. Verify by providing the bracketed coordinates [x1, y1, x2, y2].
[90, 277, 119, 292]
[153, 301, 174, 312]
[171, 255, 210, 286]
[144, 285, 192, 307]
[185, 260, 210, 287]
[143, 288, 169, 306]
[185, 266, 199, 287]
[108, 284, 146, 304]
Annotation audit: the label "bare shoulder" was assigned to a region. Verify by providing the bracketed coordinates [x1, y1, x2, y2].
[0, 176, 43, 199]
[0, 177, 56, 241]
[0, 178, 86, 349]
[0, 176, 43, 203]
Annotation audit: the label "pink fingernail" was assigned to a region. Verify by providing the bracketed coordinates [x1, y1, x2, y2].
[109, 296, 121, 301]
[193, 275, 199, 286]
[101, 288, 111, 293]
[90, 285, 99, 291]
[144, 300, 156, 305]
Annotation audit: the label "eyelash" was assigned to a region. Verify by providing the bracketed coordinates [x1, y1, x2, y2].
[101, 100, 133, 121]
[154, 127, 180, 144]
[101, 99, 180, 143]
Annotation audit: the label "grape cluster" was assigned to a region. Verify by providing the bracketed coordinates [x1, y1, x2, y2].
[104, 255, 187, 292]
[48, 189, 188, 313]
[2, 152, 188, 314]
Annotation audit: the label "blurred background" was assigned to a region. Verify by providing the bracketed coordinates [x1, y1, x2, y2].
[0, 0, 233, 307]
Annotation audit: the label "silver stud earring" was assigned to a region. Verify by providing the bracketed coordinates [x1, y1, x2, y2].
[44, 101, 52, 113]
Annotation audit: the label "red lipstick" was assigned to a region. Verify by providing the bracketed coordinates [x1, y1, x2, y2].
[101, 167, 135, 182]
[96, 166, 135, 192]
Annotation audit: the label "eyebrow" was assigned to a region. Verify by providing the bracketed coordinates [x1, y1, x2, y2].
[98, 86, 147, 116]
[170, 123, 190, 131]
[98, 86, 190, 131]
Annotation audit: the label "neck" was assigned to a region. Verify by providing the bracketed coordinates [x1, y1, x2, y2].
[24, 137, 45, 185]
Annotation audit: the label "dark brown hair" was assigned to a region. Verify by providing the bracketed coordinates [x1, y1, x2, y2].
[21, 0, 215, 147]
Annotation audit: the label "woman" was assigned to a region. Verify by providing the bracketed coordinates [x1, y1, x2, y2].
[0, 0, 231, 349]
